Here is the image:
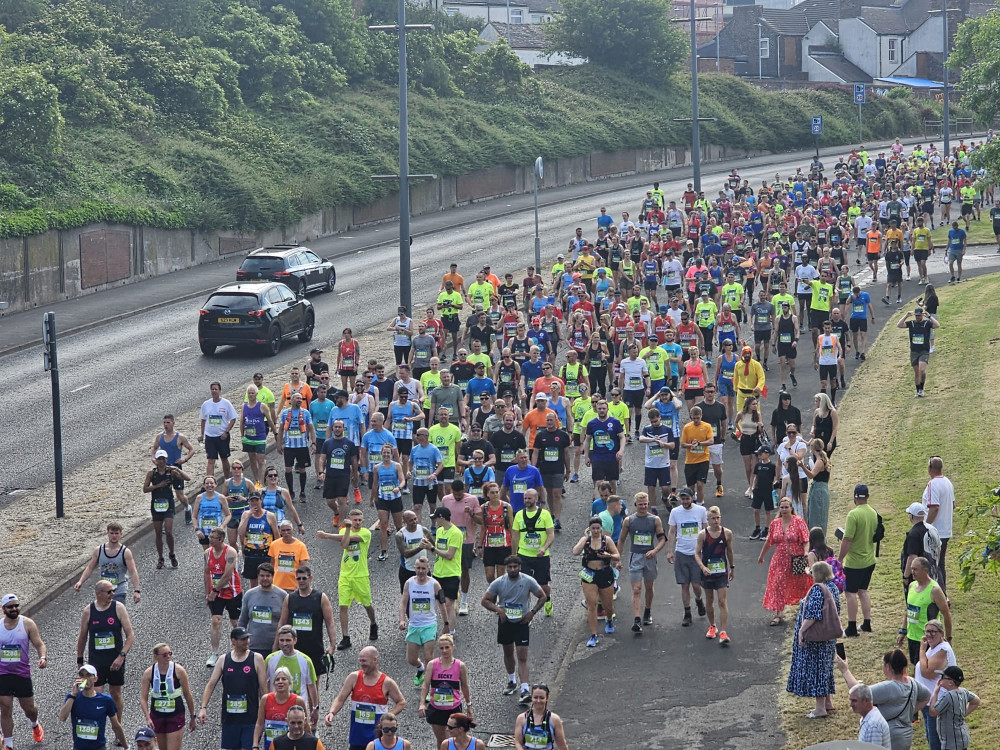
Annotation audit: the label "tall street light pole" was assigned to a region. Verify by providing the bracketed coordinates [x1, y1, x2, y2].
[533, 157, 543, 272]
[671, 10, 715, 194]
[942, 0, 951, 159]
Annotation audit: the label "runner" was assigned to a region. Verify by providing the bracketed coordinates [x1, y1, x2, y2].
[814, 320, 844, 405]
[324, 647, 406, 750]
[946, 221, 966, 283]
[408, 428, 444, 522]
[200, 382, 239, 481]
[500, 449, 544, 515]
[268, 520, 310, 593]
[573, 517, 620, 647]
[398, 555, 441, 687]
[253, 666, 306, 750]
[417, 634, 471, 747]
[242, 386, 273, 485]
[749, 445, 778, 541]
[139, 643, 197, 750]
[512, 685, 569, 750]
[680, 407, 713, 504]
[197, 628, 268, 750]
[225, 462, 255, 547]
[617, 343, 650, 439]
[143, 450, 189, 568]
[278, 368, 314, 413]
[478, 482, 515, 584]
[373, 444, 407, 562]
[151, 414, 196, 525]
[666, 488, 708, 627]
[74, 522, 141, 606]
[428, 507, 464, 633]
[318, 509, 377, 651]
[772, 301, 800, 390]
[437, 280, 465, 359]
[429, 408, 463, 507]
[192, 476, 232, 548]
[264, 626, 318, 724]
[695, 383, 729, 499]
[274, 565, 337, 680]
[531, 412, 571, 531]
[58, 664, 128, 750]
[511, 490, 555, 620]
[204, 527, 243, 668]
[238, 494, 279, 589]
[276, 392, 316, 503]
[237, 562, 287, 660]
[272, 704, 325, 749]
[440, 480, 482, 616]
[583, 401, 625, 495]
[616, 493, 667, 633]
[897, 307, 939, 397]
[317, 419, 360, 529]
[695, 506, 735, 645]
[0, 594, 46, 747]
[75, 581, 134, 722]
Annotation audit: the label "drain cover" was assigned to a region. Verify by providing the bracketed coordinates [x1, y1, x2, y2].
[486, 734, 517, 747]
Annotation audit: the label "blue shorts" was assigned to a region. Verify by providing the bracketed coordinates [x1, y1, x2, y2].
[718, 333, 738, 347]
[650, 378, 665, 393]
[947, 249, 964, 261]
[643, 466, 671, 489]
[221, 723, 255, 750]
[717, 378, 734, 397]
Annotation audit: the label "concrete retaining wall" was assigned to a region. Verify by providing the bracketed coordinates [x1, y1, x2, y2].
[0, 141, 767, 315]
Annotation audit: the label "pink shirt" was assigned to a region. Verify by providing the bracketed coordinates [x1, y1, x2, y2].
[440, 493, 481, 543]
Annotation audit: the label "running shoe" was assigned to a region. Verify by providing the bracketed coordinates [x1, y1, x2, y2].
[544, 600, 553, 616]
[744, 487, 753, 498]
[696, 599, 707, 617]
[169, 554, 178, 569]
[719, 631, 731, 645]
[840, 376, 846, 389]
[376, 551, 388, 562]
[860, 353, 866, 361]
[205, 653, 218, 668]
[631, 618, 642, 633]
[519, 687, 531, 705]
[760, 527, 769, 540]
[570, 473, 579, 483]
[336, 636, 352, 650]
[414, 668, 425, 687]
[881, 296, 890, 305]
[682, 611, 692, 627]
[458, 598, 469, 616]
[33, 722, 44, 743]
[705, 625, 718, 639]
[503, 680, 517, 695]
[298, 491, 307, 503]
[896, 298, 902, 304]
[370, 623, 379, 641]
[715, 485, 724, 498]
[855, 352, 860, 360]
[184, 508, 192, 526]
[605, 617, 615, 634]
[949, 276, 955, 284]
[749, 527, 761, 540]
[643, 610, 653, 626]
[332, 513, 341, 528]
[354, 488, 363, 504]
[553, 519, 562, 532]
[586, 635, 599, 648]
[156, 558, 164, 570]
[789, 373, 798, 387]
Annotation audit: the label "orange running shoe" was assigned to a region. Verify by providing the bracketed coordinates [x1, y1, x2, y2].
[33, 722, 45, 742]
[353, 488, 363, 504]
[332, 513, 341, 528]
[705, 625, 718, 639]
[719, 631, 731, 645]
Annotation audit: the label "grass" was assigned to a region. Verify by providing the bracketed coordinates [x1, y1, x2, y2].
[930, 218, 999, 247]
[778, 272, 1000, 749]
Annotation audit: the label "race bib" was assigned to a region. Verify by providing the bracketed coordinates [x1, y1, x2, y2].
[436, 537, 448, 551]
[411, 597, 431, 613]
[415, 466, 430, 478]
[75, 720, 100, 741]
[852, 303, 864, 314]
[379, 483, 395, 497]
[706, 558, 726, 575]
[524, 532, 541, 549]
[209, 416, 223, 426]
[544, 448, 559, 462]
[688, 377, 701, 388]
[354, 704, 376, 724]
[681, 522, 699, 537]
[629, 376, 642, 388]
[292, 614, 313, 631]
[251, 606, 272, 624]
[331, 456, 345, 470]
[912, 334, 925, 345]
[277, 554, 295, 572]
[226, 695, 248, 714]
[153, 697, 176, 712]
[265, 719, 289, 741]
[513, 481, 528, 494]
[94, 632, 115, 650]
[779, 333, 792, 343]
[342, 356, 355, 369]
[0, 645, 20, 663]
[488, 532, 506, 548]
[316, 421, 328, 432]
[153, 498, 170, 513]
[202, 517, 218, 528]
[907, 603, 921, 626]
[287, 429, 302, 439]
[392, 421, 406, 433]
[504, 603, 524, 620]
[649, 446, 664, 456]
[433, 688, 456, 706]
[634, 533, 653, 547]
[579, 568, 596, 583]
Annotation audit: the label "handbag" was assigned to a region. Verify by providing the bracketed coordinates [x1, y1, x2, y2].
[790, 554, 808, 576]
[802, 583, 843, 642]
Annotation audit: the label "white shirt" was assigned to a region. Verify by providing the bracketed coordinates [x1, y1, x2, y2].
[858, 706, 892, 749]
[794, 264, 819, 295]
[915, 641, 956, 693]
[777, 437, 809, 479]
[923, 475, 955, 539]
[200, 397, 238, 438]
[668, 503, 708, 556]
[854, 215, 873, 239]
[662, 259, 684, 286]
[619, 357, 649, 391]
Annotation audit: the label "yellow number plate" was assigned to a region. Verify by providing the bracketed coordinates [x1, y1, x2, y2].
[218, 317, 240, 324]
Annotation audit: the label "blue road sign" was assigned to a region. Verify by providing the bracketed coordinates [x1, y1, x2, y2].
[811, 116, 823, 135]
[854, 83, 866, 104]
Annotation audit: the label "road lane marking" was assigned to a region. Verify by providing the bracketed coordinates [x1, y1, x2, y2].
[173, 346, 191, 354]
[70, 383, 92, 393]
[337, 290, 353, 295]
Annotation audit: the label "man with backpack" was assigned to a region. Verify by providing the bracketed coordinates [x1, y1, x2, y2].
[900, 502, 941, 596]
[837, 484, 881, 637]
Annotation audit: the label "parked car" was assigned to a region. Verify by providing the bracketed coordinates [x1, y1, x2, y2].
[198, 281, 315, 356]
[236, 245, 336, 296]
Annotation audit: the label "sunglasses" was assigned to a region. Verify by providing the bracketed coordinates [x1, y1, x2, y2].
[266, 473, 278, 478]
[382, 726, 399, 733]
[295, 576, 310, 581]
[156, 650, 173, 657]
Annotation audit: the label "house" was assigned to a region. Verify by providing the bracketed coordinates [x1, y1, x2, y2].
[435, 0, 559, 24]
[478, 22, 584, 67]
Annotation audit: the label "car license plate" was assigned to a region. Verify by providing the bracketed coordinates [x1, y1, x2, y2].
[217, 317, 240, 324]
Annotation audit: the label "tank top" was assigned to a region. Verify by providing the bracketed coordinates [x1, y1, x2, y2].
[0, 616, 31, 678]
[906, 580, 939, 642]
[150, 468, 174, 507]
[348, 671, 389, 746]
[497, 362, 518, 387]
[262, 691, 300, 749]
[428, 658, 463, 710]
[97, 544, 130, 598]
[339, 339, 359, 371]
[208, 544, 241, 599]
[352, 394, 371, 429]
[547, 397, 567, 428]
[150, 661, 184, 718]
[377, 463, 401, 501]
[390, 403, 414, 440]
[198, 492, 224, 532]
[158, 432, 181, 465]
[684, 360, 703, 390]
[221, 651, 259, 725]
[378, 738, 402, 750]
[717, 314, 737, 339]
[483, 502, 511, 549]
[87, 602, 123, 665]
[817, 334, 838, 365]
[627, 513, 657, 555]
[569, 328, 588, 351]
[718, 353, 737, 381]
[521, 710, 554, 750]
[777, 315, 796, 344]
[464, 466, 490, 500]
[587, 343, 606, 367]
[285, 590, 324, 658]
[700, 527, 729, 579]
[398, 525, 427, 572]
[262, 488, 285, 523]
[244, 512, 274, 555]
[405, 576, 437, 628]
[226, 478, 253, 520]
[242, 402, 268, 445]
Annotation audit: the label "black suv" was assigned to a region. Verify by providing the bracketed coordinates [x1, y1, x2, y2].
[198, 282, 315, 356]
[236, 245, 336, 296]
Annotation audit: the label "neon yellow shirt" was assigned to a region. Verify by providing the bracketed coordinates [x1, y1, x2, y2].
[437, 290, 464, 318]
[809, 280, 834, 312]
[467, 281, 494, 307]
[639, 346, 666, 381]
[626, 295, 650, 315]
[607, 401, 630, 425]
[695, 300, 718, 329]
[433, 524, 465, 578]
[340, 526, 371, 579]
[420, 370, 442, 409]
[467, 352, 493, 371]
[513, 508, 554, 557]
[428, 422, 462, 468]
[721, 282, 744, 308]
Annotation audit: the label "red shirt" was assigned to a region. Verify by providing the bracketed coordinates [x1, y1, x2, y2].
[652, 315, 673, 345]
[612, 314, 632, 343]
[571, 300, 596, 328]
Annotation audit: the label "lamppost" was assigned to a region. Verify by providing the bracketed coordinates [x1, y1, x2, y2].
[928, 4, 960, 161]
[671, 5, 716, 193]
[532, 157, 543, 272]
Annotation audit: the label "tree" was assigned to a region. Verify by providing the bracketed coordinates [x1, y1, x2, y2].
[949, 12, 1000, 124]
[544, 0, 686, 79]
[957, 480, 1000, 592]
[0, 64, 63, 160]
[459, 39, 539, 100]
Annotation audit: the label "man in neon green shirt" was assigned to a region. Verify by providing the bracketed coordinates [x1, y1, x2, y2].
[960, 184, 976, 229]
[512, 489, 555, 612]
[430, 506, 465, 631]
[570, 386, 595, 482]
[720, 273, 745, 319]
[808, 274, 835, 348]
[466, 340, 493, 371]
[420, 358, 443, 412]
[771, 282, 796, 312]
[265, 625, 319, 713]
[626, 289, 650, 315]
[837, 484, 879, 637]
[467, 272, 495, 309]
[437, 281, 464, 359]
[640, 343, 667, 391]
[428, 407, 462, 503]
[317, 508, 376, 649]
[694, 292, 718, 358]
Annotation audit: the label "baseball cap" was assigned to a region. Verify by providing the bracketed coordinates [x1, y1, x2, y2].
[854, 484, 870, 499]
[532, 317, 541, 325]
[431, 507, 452, 520]
[230, 627, 251, 640]
[535, 393, 548, 400]
[135, 727, 156, 742]
[556, 253, 565, 259]
[1, 594, 18, 607]
[154, 449, 168, 459]
[659, 386, 672, 394]
[914, 306, 924, 315]
[79, 664, 98, 677]
[678, 487, 693, 497]
[659, 305, 668, 312]
[310, 348, 323, 354]
[906, 502, 926, 517]
[936, 665, 964, 683]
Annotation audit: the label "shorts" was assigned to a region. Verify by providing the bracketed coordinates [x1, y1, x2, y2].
[518, 554, 551, 586]
[338, 576, 373, 607]
[405, 622, 439, 645]
[701, 573, 729, 590]
[849, 318, 868, 332]
[426, 704, 462, 726]
[844, 564, 876, 593]
[443, 316, 461, 333]
[887, 270, 903, 283]
[623, 389, 645, 409]
[580, 566, 615, 589]
[778, 343, 797, 360]
[572, 433, 582, 447]
[434, 575, 460, 601]
[591, 460, 620, 482]
[947, 249, 964, 262]
[867, 252, 881, 262]
[628, 553, 658, 583]
[751, 490, 774, 511]
[439, 468, 456, 482]
[643, 466, 671, 489]
[819, 364, 838, 382]
[708, 444, 724, 466]
[797, 292, 811, 305]
[150, 713, 186, 735]
[338, 368, 358, 378]
[283, 446, 311, 470]
[376, 497, 405, 514]
[650, 379, 665, 393]
[221, 723, 255, 750]
[541, 472, 564, 490]
[482, 545, 512, 567]
[497, 619, 530, 646]
[0, 674, 33, 698]
[683, 388, 704, 401]
[151, 498, 176, 522]
[673, 551, 701, 585]
[684, 461, 709, 486]
[922, 202, 935, 215]
[961, 202, 973, 216]
[717, 379, 734, 398]
[809, 309, 829, 330]
[913, 249, 929, 262]
[643, 280, 658, 291]
[94, 660, 125, 688]
[205, 434, 231, 460]
[170, 470, 185, 492]
[242, 441, 266, 454]
[323, 475, 352, 500]
[243, 554, 268, 580]
[910, 350, 930, 367]
[740, 433, 760, 456]
[209, 593, 243, 620]
[412, 484, 437, 506]
[396, 438, 412, 456]
[754, 329, 772, 344]
[461, 543, 475, 572]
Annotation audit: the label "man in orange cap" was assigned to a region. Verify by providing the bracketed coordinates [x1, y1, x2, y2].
[732, 345, 765, 413]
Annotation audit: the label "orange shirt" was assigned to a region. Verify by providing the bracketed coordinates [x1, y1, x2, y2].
[442, 272, 465, 292]
[681, 421, 714, 464]
[268, 537, 310, 591]
[484, 272, 501, 289]
[522, 407, 557, 449]
[532, 376, 564, 398]
[866, 230, 881, 255]
[281, 382, 313, 409]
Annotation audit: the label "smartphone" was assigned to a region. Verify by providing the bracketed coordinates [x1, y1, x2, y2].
[835, 642, 846, 660]
[834, 527, 845, 541]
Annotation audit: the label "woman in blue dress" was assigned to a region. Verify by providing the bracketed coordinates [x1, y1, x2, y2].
[787, 559, 841, 718]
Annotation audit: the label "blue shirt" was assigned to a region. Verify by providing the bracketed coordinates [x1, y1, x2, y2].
[850, 291, 872, 319]
[586, 417, 623, 460]
[328, 404, 365, 444]
[309, 398, 335, 441]
[948, 227, 966, 250]
[502, 464, 544, 513]
[68, 691, 117, 750]
[597, 213, 613, 230]
[521, 360, 544, 390]
[279, 408, 313, 449]
[527, 328, 550, 352]
[465, 376, 496, 401]
[409, 443, 443, 487]
[659, 342, 683, 378]
[360, 428, 397, 471]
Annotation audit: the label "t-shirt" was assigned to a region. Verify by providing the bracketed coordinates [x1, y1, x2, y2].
[870, 679, 930, 745]
[486, 573, 542, 623]
[522, 408, 556, 449]
[694, 400, 727, 445]
[409, 444, 443, 486]
[440, 494, 480, 543]
[69, 691, 118, 750]
[751, 302, 775, 331]
[533, 429, 571, 475]
[640, 424, 673, 468]
[922, 476, 955, 538]
[308, 399, 334, 441]
[502, 464, 544, 514]
[844, 504, 879, 569]
[619, 358, 649, 390]
[433, 524, 465, 579]
[269, 538, 310, 591]
[339, 527, 371, 579]
[265, 651, 318, 710]
[360, 429, 397, 471]
[586, 417, 623, 459]
[428, 423, 463, 468]
[238, 585, 288, 648]
[201, 398, 239, 438]
[436, 290, 464, 318]
[850, 292, 872, 319]
[668, 504, 708, 556]
[513, 508, 554, 558]
[681, 421, 714, 464]
[947, 227, 966, 251]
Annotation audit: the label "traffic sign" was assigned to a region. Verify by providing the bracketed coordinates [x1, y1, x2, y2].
[811, 116, 823, 135]
[854, 83, 866, 104]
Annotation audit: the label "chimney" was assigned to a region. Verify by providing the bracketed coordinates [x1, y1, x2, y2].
[839, 0, 861, 19]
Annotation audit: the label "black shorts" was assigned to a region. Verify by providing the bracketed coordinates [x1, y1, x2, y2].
[283, 446, 311, 470]
[323, 475, 352, 499]
[961, 203, 973, 216]
[754, 330, 772, 344]
[398, 566, 416, 593]
[809, 309, 829, 330]
[684, 462, 709, 486]
[151, 497, 175, 522]
[887, 270, 903, 283]
[777, 343, 797, 359]
[209, 593, 243, 619]
[205, 435, 231, 460]
[439, 468, 455, 482]
[849, 318, 867, 332]
[338, 368, 358, 378]
[482, 545, 512, 567]
[443, 316, 461, 333]
[94, 660, 126, 688]
[867, 252, 880, 262]
[751, 490, 775, 511]
[426, 704, 462, 726]
[243, 554, 268, 580]
[0, 674, 33, 698]
[581, 566, 615, 589]
[497, 619, 530, 646]
[572, 433, 582, 447]
[435, 575, 460, 601]
[740, 432, 761, 456]
[819, 364, 838, 382]
[396, 438, 412, 456]
[913, 249, 929, 262]
[518, 554, 551, 585]
[376, 497, 404, 514]
[412, 485, 437, 506]
[591, 460, 620, 482]
[169, 469, 186, 492]
[541, 472, 564, 490]
[460, 543, 475, 571]
[623, 389, 645, 409]
[844, 564, 876, 593]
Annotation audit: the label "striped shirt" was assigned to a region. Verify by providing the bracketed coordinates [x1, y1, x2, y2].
[279, 408, 313, 449]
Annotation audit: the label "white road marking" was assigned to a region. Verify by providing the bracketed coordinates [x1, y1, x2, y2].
[337, 290, 353, 296]
[471, 248, 483, 254]
[173, 346, 190, 354]
[71, 383, 92, 393]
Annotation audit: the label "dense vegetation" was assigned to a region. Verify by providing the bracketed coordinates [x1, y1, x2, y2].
[0, 0, 953, 237]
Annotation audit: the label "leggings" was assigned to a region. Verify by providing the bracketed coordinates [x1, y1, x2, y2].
[588, 365, 608, 396]
[394, 345, 411, 366]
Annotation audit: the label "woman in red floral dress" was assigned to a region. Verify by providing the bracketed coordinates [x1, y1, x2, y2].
[757, 496, 811, 625]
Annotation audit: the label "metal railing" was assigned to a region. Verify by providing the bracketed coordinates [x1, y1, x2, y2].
[923, 117, 976, 138]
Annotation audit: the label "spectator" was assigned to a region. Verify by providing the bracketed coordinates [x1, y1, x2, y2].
[758, 497, 811, 626]
[838, 484, 880, 637]
[928, 666, 980, 750]
[786, 561, 841, 718]
[770, 391, 802, 445]
[898, 558, 951, 679]
[849, 682, 892, 749]
[915, 620, 956, 750]
[802, 438, 832, 531]
[900, 502, 941, 593]
[806, 526, 845, 592]
[922, 457, 955, 594]
[836, 649, 930, 750]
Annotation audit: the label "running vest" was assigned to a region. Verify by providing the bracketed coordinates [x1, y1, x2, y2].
[684, 360, 703, 390]
[348, 671, 389, 747]
[242, 402, 267, 445]
[97, 544, 130, 598]
[150, 468, 173, 512]
[627, 513, 657, 556]
[339, 340, 359, 371]
[405, 576, 437, 628]
[150, 661, 184, 718]
[87, 602, 123, 665]
[390, 403, 414, 440]
[376, 463, 400, 501]
[158, 432, 181, 465]
[906, 580, 940, 642]
[244, 513, 274, 556]
[285, 590, 324, 659]
[521, 709, 555, 749]
[208, 544, 241, 599]
[0, 616, 30, 678]
[221, 651, 259, 725]
[483, 502, 512, 550]
[465, 466, 490, 499]
[198, 492, 224, 532]
[226, 478, 253, 521]
[262, 691, 299, 749]
[818, 334, 838, 365]
[560, 363, 583, 397]
[399, 525, 427, 572]
[428, 658, 463, 710]
[262, 488, 286, 522]
[547, 397, 567, 428]
[701, 527, 729, 579]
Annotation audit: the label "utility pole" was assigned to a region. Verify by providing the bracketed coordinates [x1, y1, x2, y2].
[532, 157, 543, 272]
[42, 312, 64, 518]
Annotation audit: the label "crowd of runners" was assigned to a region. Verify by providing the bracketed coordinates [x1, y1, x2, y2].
[1, 136, 994, 750]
